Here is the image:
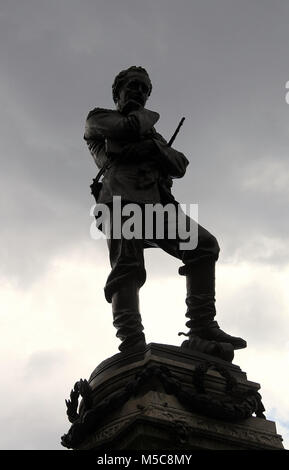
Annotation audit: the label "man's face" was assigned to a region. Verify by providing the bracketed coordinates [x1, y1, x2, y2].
[117, 75, 150, 112]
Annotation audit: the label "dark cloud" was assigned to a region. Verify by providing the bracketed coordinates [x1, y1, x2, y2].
[0, 1, 289, 281]
[1, 1, 289, 287]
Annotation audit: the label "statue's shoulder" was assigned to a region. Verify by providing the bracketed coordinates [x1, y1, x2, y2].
[86, 107, 117, 120]
[153, 130, 167, 144]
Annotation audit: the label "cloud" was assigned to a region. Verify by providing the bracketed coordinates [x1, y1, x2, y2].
[240, 158, 289, 196]
[1, 245, 289, 448]
[0, 248, 116, 449]
[1, 0, 289, 450]
[217, 262, 289, 347]
[24, 349, 70, 379]
[1, 0, 289, 290]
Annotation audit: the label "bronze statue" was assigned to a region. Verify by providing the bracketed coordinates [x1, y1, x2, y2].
[84, 66, 246, 361]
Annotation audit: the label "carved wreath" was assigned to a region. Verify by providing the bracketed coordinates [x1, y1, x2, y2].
[61, 362, 265, 449]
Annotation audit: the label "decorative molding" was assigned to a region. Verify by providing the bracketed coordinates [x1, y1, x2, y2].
[142, 403, 281, 448]
[61, 362, 266, 449]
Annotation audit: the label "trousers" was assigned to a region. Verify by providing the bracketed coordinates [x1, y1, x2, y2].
[102, 201, 220, 303]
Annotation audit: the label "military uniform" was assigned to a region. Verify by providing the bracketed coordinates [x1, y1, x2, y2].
[84, 107, 188, 204]
[84, 98, 245, 358]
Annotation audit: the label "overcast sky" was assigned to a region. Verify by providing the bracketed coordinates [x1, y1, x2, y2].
[0, 0, 289, 449]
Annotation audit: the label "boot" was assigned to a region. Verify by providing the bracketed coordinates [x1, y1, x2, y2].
[181, 258, 246, 351]
[180, 334, 234, 362]
[112, 281, 146, 353]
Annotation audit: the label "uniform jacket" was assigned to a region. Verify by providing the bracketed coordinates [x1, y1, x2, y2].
[84, 107, 189, 204]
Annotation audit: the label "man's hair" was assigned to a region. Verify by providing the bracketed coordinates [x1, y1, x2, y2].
[112, 66, 152, 103]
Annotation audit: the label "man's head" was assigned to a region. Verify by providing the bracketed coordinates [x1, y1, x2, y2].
[112, 66, 152, 113]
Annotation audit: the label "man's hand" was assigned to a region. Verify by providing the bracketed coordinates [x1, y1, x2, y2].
[119, 99, 143, 115]
[121, 139, 159, 163]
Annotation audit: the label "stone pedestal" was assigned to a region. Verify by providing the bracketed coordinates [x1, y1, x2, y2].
[61, 343, 284, 450]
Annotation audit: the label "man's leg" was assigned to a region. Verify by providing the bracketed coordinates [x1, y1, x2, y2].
[180, 241, 246, 350]
[104, 210, 147, 353]
[154, 205, 246, 355]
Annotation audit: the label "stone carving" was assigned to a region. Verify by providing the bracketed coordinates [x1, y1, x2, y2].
[61, 363, 265, 449]
[65, 379, 92, 424]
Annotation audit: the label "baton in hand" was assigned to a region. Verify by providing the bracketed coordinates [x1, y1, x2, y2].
[168, 117, 185, 147]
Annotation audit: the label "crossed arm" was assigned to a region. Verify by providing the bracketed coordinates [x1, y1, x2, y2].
[84, 107, 189, 178]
